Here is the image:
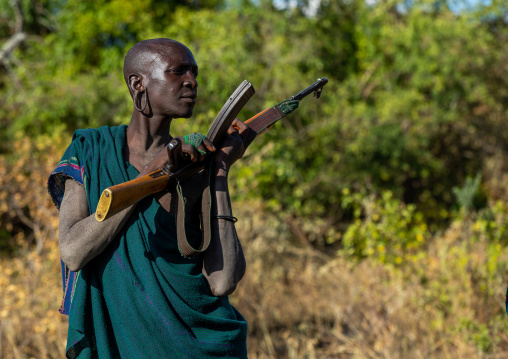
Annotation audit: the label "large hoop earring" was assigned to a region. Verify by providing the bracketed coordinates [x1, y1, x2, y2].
[135, 89, 148, 112]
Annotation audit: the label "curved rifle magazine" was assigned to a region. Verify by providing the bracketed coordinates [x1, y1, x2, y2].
[206, 80, 255, 145]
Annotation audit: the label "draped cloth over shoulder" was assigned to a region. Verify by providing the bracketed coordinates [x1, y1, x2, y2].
[47, 125, 247, 359]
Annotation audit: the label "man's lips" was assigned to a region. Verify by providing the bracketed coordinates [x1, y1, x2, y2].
[181, 93, 197, 104]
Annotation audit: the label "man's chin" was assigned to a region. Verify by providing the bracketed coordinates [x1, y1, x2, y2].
[167, 104, 195, 120]
[176, 112, 193, 120]
[177, 108, 194, 119]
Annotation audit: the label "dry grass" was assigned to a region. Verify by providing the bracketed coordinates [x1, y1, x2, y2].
[1, 138, 507, 358]
[0, 243, 68, 359]
[232, 204, 508, 358]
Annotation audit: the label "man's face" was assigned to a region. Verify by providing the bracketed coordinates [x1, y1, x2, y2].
[144, 43, 198, 119]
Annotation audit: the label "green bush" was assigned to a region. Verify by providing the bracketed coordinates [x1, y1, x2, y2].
[341, 190, 428, 265]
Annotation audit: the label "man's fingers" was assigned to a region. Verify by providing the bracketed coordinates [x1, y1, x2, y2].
[232, 118, 248, 133]
[231, 118, 257, 148]
[202, 137, 216, 152]
[227, 123, 240, 135]
[182, 145, 200, 162]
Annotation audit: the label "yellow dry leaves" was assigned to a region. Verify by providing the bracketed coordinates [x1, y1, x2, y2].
[0, 134, 69, 358]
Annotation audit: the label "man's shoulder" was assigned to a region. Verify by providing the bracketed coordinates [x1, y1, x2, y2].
[65, 124, 127, 166]
[72, 125, 127, 143]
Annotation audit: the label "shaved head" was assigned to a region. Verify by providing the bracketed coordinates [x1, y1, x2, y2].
[122, 38, 198, 119]
[123, 38, 190, 93]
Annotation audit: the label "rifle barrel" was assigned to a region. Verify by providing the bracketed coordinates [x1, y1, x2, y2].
[290, 77, 328, 101]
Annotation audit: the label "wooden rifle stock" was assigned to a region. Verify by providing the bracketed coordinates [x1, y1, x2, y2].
[95, 77, 328, 221]
[95, 170, 169, 220]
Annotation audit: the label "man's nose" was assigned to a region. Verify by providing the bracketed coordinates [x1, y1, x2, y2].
[183, 71, 198, 89]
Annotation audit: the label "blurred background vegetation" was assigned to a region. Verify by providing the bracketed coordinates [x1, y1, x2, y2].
[1, 0, 508, 357]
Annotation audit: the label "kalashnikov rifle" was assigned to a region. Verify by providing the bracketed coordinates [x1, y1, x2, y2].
[95, 77, 328, 222]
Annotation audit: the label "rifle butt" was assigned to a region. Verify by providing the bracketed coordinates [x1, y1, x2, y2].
[95, 170, 170, 221]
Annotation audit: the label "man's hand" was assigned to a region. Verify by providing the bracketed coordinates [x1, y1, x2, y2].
[136, 134, 215, 176]
[167, 134, 216, 172]
[214, 118, 257, 174]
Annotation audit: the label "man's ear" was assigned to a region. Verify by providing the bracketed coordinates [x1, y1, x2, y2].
[129, 74, 149, 113]
[129, 74, 144, 94]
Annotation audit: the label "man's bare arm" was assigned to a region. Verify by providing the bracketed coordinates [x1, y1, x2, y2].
[58, 179, 137, 272]
[202, 119, 255, 296]
[202, 174, 246, 297]
[58, 145, 176, 272]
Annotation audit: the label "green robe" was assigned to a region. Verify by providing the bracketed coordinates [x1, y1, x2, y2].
[48, 125, 247, 358]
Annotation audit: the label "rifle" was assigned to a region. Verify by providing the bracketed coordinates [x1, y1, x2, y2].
[95, 77, 328, 222]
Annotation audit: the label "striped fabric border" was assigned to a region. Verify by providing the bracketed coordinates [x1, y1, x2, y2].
[48, 156, 86, 210]
[48, 155, 85, 315]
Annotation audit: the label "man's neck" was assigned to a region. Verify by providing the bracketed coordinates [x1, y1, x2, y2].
[124, 112, 173, 169]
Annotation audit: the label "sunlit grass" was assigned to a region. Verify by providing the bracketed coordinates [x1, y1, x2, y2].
[1, 138, 508, 358]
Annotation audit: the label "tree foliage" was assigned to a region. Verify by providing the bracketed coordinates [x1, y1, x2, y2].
[1, 0, 508, 247]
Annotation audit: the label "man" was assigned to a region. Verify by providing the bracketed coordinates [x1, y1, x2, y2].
[48, 38, 254, 358]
